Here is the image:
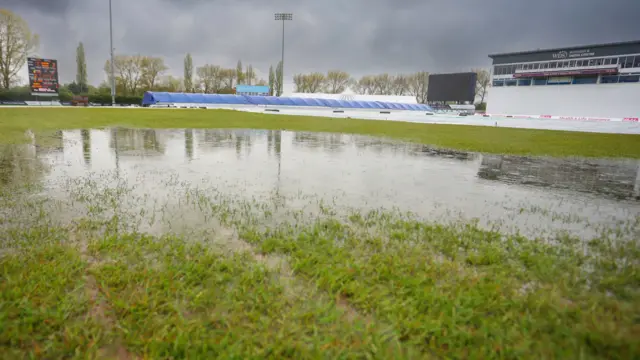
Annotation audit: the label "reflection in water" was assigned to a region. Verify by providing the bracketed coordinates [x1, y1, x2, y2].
[3, 128, 639, 240]
[185, 129, 194, 160]
[81, 129, 91, 166]
[0, 131, 55, 187]
[478, 155, 640, 200]
[293, 132, 349, 152]
[109, 128, 166, 156]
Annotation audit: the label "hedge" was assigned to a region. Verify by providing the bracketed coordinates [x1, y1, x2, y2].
[0, 91, 143, 105]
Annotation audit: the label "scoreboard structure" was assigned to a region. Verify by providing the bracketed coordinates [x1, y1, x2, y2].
[427, 72, 477, 104]
[27, 57, 60, 96]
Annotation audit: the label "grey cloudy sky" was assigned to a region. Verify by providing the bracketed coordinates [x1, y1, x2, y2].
[3, 0, 640, 87]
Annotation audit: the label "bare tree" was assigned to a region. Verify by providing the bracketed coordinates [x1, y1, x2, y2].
[196, 64, 222, 93]
[293, 72, 326, 93]
[141, 56, 168, 90]
[0, 9, 39, 89]
[391, 74, 410, 95]
[325, 70, 351, 94]
[104, 55, 145, 95]
[293, 74, 305, 92]
[409, 71, 429, 103]
[353, 75, 376, 95]
[474, 68, 491, 105]
[220, 68, 236, 89]
[373, 74, 393, 95]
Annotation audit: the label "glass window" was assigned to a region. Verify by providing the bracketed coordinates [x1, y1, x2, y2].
[603, 59, 610, 65]
[505, 80, 517, 86]
[595, 59, 603, 66]
[549, 62, 557, 69]
[600, 76, 619, 83]
[572, 76, 598, 85]
[620, 57, 630, 68]
[533, 78, 547, 85]
[516, 64, 523, 70]
[493, 80, 504, 87]
[611, 58, 618, 65]
[510, 65, 516, 74]
[532, 63, 538, 70]
[569, 60, 576, 67]
[619, 75, 640, 83]
[518, 79, 531, 86]
[634, 56, 640, 68]
[541, 63, 548, 69]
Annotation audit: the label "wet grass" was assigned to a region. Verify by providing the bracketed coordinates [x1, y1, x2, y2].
[1, 107, 640, 157]
[1, 171, 639, 359]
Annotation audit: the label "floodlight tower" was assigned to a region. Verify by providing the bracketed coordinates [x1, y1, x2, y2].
[109, 0, 116, 106]
[274, 13, 292, 96]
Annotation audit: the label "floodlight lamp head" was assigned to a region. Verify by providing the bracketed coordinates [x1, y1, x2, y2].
[274, 13, 293, 20]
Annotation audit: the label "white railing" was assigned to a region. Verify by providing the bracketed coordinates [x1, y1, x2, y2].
[515, 64, 618, 74]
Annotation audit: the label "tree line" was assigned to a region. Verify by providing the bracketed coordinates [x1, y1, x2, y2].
[292, 71, 429, 103]
[0, 8, 491, 105]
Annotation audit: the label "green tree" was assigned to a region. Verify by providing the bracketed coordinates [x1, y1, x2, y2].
[184, 53, 193, 92]
[75, 42, 88, 93]
[141, 56, 168, 90]
[244, 65, 256, 85]
[0, 9, 39, 89]
[157, 75, 182, 92]
[275, 61, 283, 96]
[236, 60, 244, 85]
[474, 68, 491, 105]
[268, 65, 275, 96]
[104, 55, 145, 95]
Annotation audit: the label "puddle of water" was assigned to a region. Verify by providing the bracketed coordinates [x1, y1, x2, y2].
[1, 128, 639, 240]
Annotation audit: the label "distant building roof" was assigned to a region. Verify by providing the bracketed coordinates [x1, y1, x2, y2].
[488, 40, 640, 58]
[488, 40, 640, 65]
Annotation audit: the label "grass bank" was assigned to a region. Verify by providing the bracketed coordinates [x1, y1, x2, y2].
[1, 107, 639, 158]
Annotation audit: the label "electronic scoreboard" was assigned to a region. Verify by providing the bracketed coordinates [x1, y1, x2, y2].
[27, 57, 60, 96]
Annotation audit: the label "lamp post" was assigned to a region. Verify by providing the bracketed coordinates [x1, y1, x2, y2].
[109, 0, 116, 106]
[274, 13, 292, 96]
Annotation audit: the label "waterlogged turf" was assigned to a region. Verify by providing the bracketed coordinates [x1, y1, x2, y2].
[1, 107, 640, 157]
[1, 129, 639, 359]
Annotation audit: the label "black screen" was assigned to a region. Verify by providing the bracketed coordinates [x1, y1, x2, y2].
[28, 57, 59, 96]
[427, 72, 477, 102]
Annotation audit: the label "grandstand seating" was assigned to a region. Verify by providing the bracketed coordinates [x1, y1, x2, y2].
[142, 92, 433, 111]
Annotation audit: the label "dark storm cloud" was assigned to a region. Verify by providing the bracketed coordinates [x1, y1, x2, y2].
[2, 0, 639, 86]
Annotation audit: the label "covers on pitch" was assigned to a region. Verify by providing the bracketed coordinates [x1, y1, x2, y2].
[142, 92, 433, 111]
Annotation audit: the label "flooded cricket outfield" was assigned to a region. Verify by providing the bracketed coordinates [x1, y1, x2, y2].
[2, 128, 640, 359]
[2, 128, 638, 240]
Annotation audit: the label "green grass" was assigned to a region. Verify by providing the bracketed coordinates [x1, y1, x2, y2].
[1, 174, 639, 359]
[1, 107, 639, 158]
